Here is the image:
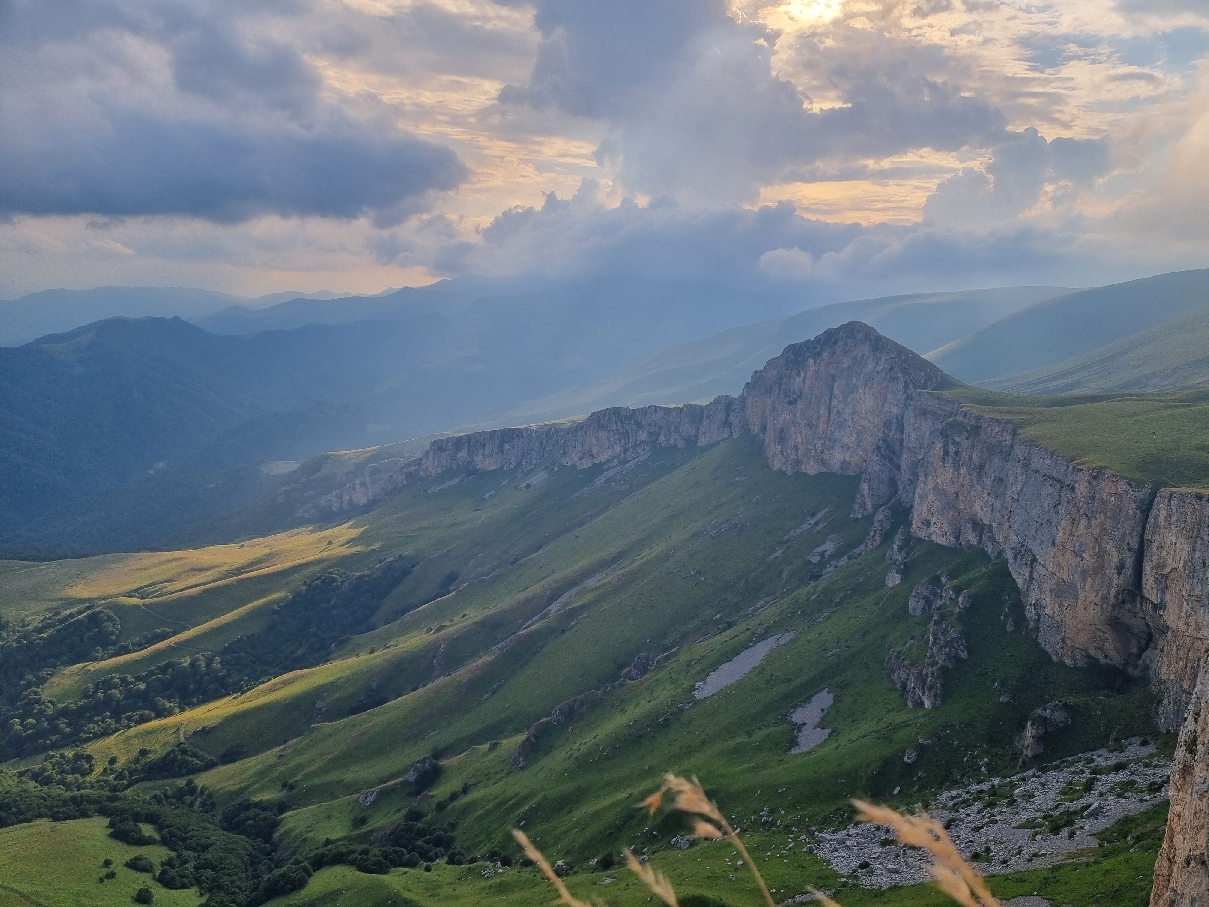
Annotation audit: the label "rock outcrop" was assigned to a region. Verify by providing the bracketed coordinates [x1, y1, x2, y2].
[1152, 665, 1209, 906]
[885, 649, 944, 709]
[886, 612, 969, 709]
[908, 575, 956, 616]
[1018, 703, 1071, 763]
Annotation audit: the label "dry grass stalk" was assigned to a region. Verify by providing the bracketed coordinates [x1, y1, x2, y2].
[642, 774, 776, 907]
[853, 800, 999, 907]
[515, 779, 999, 907]
[511, 828, 592, 907]
[625, 848, 679, 907]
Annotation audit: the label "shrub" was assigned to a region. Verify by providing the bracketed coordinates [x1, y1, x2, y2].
[125, 855, 155, 874]
[133, 887, 154, 904]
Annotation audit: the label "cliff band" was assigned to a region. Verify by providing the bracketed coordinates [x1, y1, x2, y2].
[306, 321, 1209, 904]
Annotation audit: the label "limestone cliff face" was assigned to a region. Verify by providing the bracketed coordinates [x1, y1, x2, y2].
[1152, 664, 1209, 907]
[419, 400, 741, 477]
[302, 400, 743, 517]
[741, 322, 951, 517]
[903, 397, 1160, 681]
[1142, 490, 1209, 731]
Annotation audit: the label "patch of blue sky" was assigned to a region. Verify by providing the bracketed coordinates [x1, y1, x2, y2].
[1017, 33, 1101, 73]
[1115, 27, 1209, 76]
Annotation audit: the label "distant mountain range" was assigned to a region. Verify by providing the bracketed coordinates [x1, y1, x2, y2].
[928, 268, 1209, 387]
[0, 285, 398, 347]
[4, 268, 1209, 557]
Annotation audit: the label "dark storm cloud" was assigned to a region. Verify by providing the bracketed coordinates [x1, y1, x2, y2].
[0, 0, 467, 223]
[0, 110, 467, 224]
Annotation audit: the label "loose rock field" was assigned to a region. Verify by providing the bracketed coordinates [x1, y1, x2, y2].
[813, 740, 1168, 888]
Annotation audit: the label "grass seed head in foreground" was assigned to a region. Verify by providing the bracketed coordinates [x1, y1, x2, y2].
[514, 776, 1001, 907]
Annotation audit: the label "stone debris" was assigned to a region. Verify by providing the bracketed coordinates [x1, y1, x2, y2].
[786, 507, 831, 541]
[789, 689, 834, 754]
[521, 567, 615, 630]
[814, 740, 1168, 889]
[694, 633, 797, 699]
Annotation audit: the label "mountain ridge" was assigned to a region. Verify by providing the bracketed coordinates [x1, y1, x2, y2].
[296, 319, 1209, 904]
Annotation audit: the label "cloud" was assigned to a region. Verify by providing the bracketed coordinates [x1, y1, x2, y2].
[758, 247, 816, 281]
[501, 0, 1005, 204]
[0, 0, 467, 223]
[416, 177, 1135, 294]
[923, 128, 1110, 230]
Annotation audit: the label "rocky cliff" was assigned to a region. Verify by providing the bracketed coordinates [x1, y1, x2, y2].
[1152, 665, 1209, 906]
[311, 321, 1208, 902]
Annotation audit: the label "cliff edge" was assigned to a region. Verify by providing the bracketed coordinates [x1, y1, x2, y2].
[305, 321, 1209, 903]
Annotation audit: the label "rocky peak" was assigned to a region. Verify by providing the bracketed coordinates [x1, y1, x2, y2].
[740, 322, 952, 517]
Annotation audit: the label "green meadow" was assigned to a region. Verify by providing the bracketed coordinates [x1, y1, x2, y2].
[0, 435, 1177, 907]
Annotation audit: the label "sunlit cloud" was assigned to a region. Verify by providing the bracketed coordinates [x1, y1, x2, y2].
[0, 0, 1206, 297]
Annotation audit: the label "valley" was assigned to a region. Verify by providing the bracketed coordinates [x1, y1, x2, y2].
[5, 319, 1209, 907]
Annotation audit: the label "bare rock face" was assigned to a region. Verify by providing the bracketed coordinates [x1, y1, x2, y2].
[885, 525, 911, 587]
[885, 649, 944, 709]
[886, 613, 968, 709]
[740, 322, 951, 517]
[1142, 489, 1209, 731]
[905, 399, 1160, 682]
[908, 575, 955, 616]
[1151, 665, 1209, 906]
[1018, 703, 1071, 763]
[927, 613, 968, 668]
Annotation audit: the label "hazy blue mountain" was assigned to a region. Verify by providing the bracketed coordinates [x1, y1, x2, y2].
[0, 280, 804, 554]
[985, 303, 1209, 394]
[191, 276, 809, 341]
[0, 316, 435, 524]
[927, 269, 1209, 384]
[0, 281, 1076, 556]
[0, 286, 371, 347]
[498, 286, 1068, 423]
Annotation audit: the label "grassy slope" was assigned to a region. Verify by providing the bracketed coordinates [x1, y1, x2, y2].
[984, 305, 1209, 395]
[54, 440, 1148, 907]
[0, 817, 202, 907]
[0, 439, 1165, 907]
[945, 386, 1209, 490]
[0, 525, 363, 621]
[927, 269, 1209, 384]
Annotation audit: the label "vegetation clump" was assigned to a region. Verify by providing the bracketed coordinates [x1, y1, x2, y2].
[0, 557, 413, 760]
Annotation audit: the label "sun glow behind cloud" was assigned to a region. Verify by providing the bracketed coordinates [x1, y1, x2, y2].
[0, 0, 1207, 296]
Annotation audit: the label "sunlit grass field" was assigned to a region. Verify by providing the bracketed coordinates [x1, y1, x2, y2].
[0, 817, 202, 907]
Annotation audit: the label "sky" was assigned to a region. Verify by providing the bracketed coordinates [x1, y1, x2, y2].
[2, 0, 1208, 300]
